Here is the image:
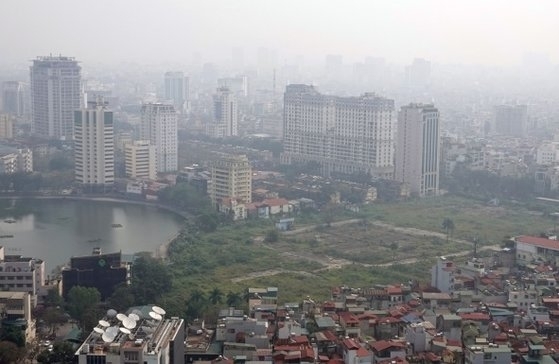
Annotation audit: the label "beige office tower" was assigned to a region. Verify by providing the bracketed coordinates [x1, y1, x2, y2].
[140, 103, 178, 173]
[395, 103, 440, 197]
[210, 154, 252, 204]
[74, 100, 114, 189]
[0, 114, 14, 139]
[282, 84, 395, 178]
[125, 140, 157, 180]
[30, 56, 81, 140]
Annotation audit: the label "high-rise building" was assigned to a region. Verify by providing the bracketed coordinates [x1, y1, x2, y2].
[281, 84, 395, 178]
[218, 76, 249, 97]
[74, 100, 114, 190]
[30, 55, 82, 140]
[1, 81, 27, 117]
[494, 104, 528, 137]
[395, 103, 440, 197]
[140, 103, 178, 173]
[164, 71, 189, 113]
[0, 114, 14, 139]
[209, 87, 238, 138]
[405, 58, 431, 88]
[125, 140, 157, 180]
[210, 154, 252, 204]
[0, 145, 33, 174]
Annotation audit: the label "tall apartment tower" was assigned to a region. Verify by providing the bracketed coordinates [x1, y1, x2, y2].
[74, 100, 114, 190]
[0, 114, 14, 139]
[30, 55, 82, 140]
[140, 103, 178, 173]
[395, 103, 440, 197]
[164, 71, 189, 113]
[125, 140, 157, 180]
[209, 87, 238, 137]
[210, 154, 252, 204]
[282, 84, 395, 178]
[494, 104, 528, 137]
[1, 81, 27, 117]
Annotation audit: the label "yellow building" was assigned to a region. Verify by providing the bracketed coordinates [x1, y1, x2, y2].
[210, 154, 252, 204]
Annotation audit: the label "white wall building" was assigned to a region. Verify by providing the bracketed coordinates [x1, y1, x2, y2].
[536, 142, 559, 166]
[0, 246, 45, 307]
[281, 84, 395, 178]
[395, 103, 440, 197]
[125, 140, 156, 180]
[431, 256, 456, 293]
[0, 146, 33, 174]
[164, 71, 189, 114]
[30, 56, 82, 140]
[140, 103, 178, 173]
[210, 87, 238, 137]
[74, 100, 114, 189]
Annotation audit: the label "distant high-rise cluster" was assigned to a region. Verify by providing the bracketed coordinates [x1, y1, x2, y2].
[207, 87, 238, 138]
[494, 104, 528, 138]
[1, 81, 27, 117]
[140, 103, 178, 173]
[281, 84, 395, 178]
[395, 103, 440, 197]
[164, 71, 189, 114]
[30, 55, 82, 140]
[74, 99, 114, 190]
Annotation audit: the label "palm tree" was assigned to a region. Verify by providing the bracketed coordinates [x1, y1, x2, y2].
[209, 288, 223, 305]
[226, 291, 242, 307]
[442, 218, 455, 243]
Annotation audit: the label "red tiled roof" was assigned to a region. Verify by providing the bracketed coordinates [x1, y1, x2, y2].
[378, 316, 401, 324]
[263, 198, 290, 207]
[339, 311, 359, 324]
[371, 340, 405, 352]
[356, 347, 370, 357]
[459, 312, 490, 321]
[342, 338, 360, 350]
[516, 235, 559, 251]
[387, 286, 403, 295]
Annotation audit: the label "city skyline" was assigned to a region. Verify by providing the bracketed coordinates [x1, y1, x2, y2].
[0, 0, 558, 67]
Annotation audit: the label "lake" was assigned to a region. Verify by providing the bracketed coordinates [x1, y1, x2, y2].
[0, 198, 185, 273]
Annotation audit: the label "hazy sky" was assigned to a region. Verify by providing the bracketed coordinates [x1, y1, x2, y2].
[1, 0, 558, 66]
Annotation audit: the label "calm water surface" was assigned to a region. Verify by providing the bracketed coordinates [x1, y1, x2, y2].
[0, 199, 184, 272]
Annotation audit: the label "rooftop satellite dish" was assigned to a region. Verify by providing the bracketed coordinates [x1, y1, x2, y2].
[129, 313, 140, 321]
[102, 332, 115, 343]
[149, 311, 158, 320]
[99, 320, 110, 327]
[116, 313, 127, 322]
[107, 326, 119, 336]
[152, 306, 166, 315]
[123, 317, 137, 329]
[131, 309, 143, 318]
[107, 309, 118, 318]
[120, 327, 131, 335]
[93, 327, 105, 334]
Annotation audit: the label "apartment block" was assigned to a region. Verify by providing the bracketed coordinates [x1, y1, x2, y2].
[125, 140, 157, 180]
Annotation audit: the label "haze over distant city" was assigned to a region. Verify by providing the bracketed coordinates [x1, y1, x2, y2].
[1, 0, 558, 66]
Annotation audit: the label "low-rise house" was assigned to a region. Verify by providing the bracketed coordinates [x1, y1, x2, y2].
[370, 340, 406, 364]
[216, 197, 247, 221]
[339, 311, 361, 338]
[342, 338, 372, 364]
[422, 292, 452, 310]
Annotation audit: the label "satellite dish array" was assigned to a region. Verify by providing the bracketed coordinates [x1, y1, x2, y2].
[95, 306, 166, 344]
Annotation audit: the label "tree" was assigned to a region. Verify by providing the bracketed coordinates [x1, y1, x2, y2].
[108, 284, 136, 312]
[131, 256, 172, 304]
[196, 213, 218, 233]
[66, 286, 101, 332]
[389, 242, 399, 260]
[37, 306, 67, 336]
[37, 341, 75, 364]
[442, 218, 455, 243]
[209, 288, 223, 305]
[0, 341, 24, 363]
[264, 229, 279, 243]
[226, 291, 242, 307]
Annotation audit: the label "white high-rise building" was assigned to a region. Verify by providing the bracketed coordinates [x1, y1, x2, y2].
[140, 103, 178, 173]
[30, 55, 82, 140]
[74, 100, 114, 189]
[395, 103, 440, 197]
[209, 87, 238, 138]
[125, 140, 157, 180]
[164, 71, 189, 113]
[281, 84, 395, 178]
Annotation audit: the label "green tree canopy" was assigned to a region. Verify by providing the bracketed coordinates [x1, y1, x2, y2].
[131, 256, 172, 304]
[66, 286, 101, 331]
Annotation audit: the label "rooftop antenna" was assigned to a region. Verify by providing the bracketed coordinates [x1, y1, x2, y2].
[273, 68, 276, 97]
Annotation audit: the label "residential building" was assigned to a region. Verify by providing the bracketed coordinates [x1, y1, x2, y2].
[140, 103, 178, 173]
[0, 291, 35, 343]
[0, 246, 45, 307]
[209, 87, 238, 137]
[209, 154, 252, 204]
[494, 104, 528, 138]
[0, 145, 32, 174]
[218, 75, 249, 97]
[61, 249, 129, 300]
[395, 103, 440, 197]
[464, 344, 511, 364]
[164, 71, 189, 113]
[74, 99, 115, 190]
[76, 307, 184, 364]
[405, 58, 431, 88]
[281, 84, 395, 178]
[125, 140, 157, 180]
[30, 55, 82, 140]
[0, 114, 14, 139]
[514, 235, 559, 266]
[1, 81, 27, 117]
